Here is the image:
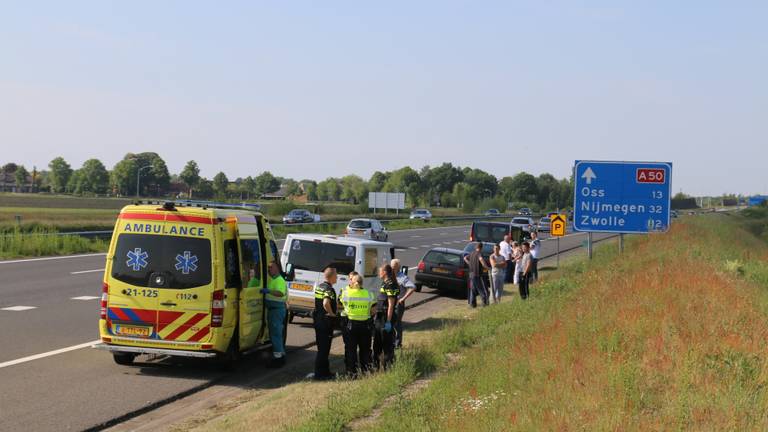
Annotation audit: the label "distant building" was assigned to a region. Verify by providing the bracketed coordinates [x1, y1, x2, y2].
[0, 171, 33, 193]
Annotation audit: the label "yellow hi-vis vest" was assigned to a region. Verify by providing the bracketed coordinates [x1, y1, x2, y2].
[340, 288, 375, 321]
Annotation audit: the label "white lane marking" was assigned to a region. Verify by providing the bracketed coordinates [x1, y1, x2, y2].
[0, 340, 101, 369]
[70, 269, 103, 275]
[420, 245, 431, 248]
[1, 306, 37, 311]
[453, 240, 464, 244]
[432, 243, 442, 246]
[410, 235, 422, 238]
[442, 242, 453, 245]
[71, 296, 99, 301]
[0, 253, 107, 265]
[408, 247, 419, 250]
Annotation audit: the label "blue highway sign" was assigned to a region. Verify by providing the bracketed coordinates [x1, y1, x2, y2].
[573, 160, 672, 233]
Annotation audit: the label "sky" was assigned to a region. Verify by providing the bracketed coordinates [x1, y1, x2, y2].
[1, 1, 766, 196]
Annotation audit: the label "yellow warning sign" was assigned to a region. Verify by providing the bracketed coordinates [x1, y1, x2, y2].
[551, 214, 567, 237]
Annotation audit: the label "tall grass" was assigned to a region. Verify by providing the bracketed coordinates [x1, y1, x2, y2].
[364, 214, 768, 431]
[0, 228, 107, 259]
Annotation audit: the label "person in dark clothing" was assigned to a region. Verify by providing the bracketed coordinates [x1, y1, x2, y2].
[517, 242, 532, 300]
[372, 264, 400, 370]
[464, 242, 489, 307]
[312, 267, 338, 380]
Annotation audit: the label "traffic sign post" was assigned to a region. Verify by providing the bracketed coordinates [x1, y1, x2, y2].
[573, 160, 672, 258]
[550, 214, 567, 267]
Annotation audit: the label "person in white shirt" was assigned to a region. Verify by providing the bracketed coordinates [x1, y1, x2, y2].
[511, 241, 521, 285]
[529, 232, 541, 282]
[517, 242, 532, 299]
[499, 234, 513, 283]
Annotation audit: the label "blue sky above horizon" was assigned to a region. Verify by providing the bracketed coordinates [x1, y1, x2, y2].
[1, 1, 766, 195]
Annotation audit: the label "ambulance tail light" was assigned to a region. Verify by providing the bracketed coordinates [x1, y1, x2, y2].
[211, 290, 225, 327]
[100, 282, 109, 320]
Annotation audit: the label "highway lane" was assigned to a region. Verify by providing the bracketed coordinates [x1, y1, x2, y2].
[0, 224, 610, 431]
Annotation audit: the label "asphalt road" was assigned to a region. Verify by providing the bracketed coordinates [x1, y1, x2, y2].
[0, 224, 612, 432]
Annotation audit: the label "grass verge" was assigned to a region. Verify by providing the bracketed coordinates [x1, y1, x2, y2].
[0, 228, 108, 259]
[364, 213, 768, 431]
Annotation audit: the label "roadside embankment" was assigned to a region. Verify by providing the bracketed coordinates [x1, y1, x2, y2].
[172, 211, 768, 431]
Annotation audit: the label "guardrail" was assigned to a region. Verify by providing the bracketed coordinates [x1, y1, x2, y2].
[4, 214, 524, 239]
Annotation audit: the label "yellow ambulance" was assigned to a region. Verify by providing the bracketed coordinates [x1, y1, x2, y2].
[97, 201, 283, 366]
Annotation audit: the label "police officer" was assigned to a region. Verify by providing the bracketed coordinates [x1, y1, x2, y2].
[391, 259, 416, 349]
[339, 272, 359, 351]
[339, 274, 376, 377]
[372, 264, 399, 370]
[313, 267, 338, 380]
[263, 261, 287, 368]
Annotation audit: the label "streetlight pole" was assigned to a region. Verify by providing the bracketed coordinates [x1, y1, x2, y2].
[136, 165, 154, 199]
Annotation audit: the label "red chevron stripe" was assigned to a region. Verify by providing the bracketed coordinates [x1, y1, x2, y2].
[157, 311, 185, 332]
[187, 326, 210, 342]
[163, 313, 207, 341]
[110, 307, 130, 321]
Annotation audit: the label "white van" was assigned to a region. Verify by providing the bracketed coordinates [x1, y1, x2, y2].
[280, 234, 395, 322]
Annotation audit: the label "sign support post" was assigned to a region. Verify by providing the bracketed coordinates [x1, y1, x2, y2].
[619, 233, 625, 253]
[556, 237, 560, 267]
[587, 232, 593, 259]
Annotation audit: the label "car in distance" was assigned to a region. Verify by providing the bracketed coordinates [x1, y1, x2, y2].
[344, 218, 388, 241]
[409, 208, 432, 221]
[414, 248, 467, 294]
[518, 208, 533, 216]
[282, 209, 316, 224]
[511, 216, 536, 235]
[538, 216, 551, 232]
[484, 208, 500, 216]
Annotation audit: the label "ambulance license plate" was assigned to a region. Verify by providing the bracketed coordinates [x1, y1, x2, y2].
[114, 324, 152, 338]
[291, 283, 313, 292]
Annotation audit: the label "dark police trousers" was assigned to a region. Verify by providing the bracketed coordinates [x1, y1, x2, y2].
[344, 319, 373, 376]
[394, 302, 405, 348]
[313, 314, 334, 378]
[372, 314, 396, 370]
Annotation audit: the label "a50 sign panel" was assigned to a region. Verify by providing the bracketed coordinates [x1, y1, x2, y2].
[573, 160, 672, 234]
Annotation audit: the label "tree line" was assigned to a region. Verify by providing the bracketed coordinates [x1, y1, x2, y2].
[2, 154, 574, 211]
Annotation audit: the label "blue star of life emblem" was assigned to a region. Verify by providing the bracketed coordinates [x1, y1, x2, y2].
[175, 251, 199, 274]
[126, 248, 149, 271]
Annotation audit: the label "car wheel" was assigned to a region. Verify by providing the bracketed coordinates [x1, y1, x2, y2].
[112, 352, 136, 366]
[415, 284, 422, 293]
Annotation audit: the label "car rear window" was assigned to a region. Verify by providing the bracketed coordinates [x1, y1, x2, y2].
[349, 220, 372, 229]
[472, 223, 510, 243]
[512, 218, 530, 224]
[287, 239, 356, 275]
[423, 251, 461, 266]
[111, 234, 212, 289]
[462, 243, 494, 256]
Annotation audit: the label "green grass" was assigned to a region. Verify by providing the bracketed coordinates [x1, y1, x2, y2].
[0, 228, 108, 259]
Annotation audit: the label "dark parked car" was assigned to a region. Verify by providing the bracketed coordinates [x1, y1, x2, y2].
[469, 221, 525, 244]
[282, 209, 315, 224]
[415, 248, 467, 294]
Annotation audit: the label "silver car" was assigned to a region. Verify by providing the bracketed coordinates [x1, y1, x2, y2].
[538, 216, 551, 232]
[511, 216, 536, 233]
[410, 209, 432, 221]
[345, 218, 388, 241]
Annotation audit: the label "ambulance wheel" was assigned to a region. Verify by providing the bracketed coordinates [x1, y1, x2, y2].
[113, 352, 136, 366]
[415, 284, 423, 293]
[288, 311, 295, 324]
[218, 336, 241, 371]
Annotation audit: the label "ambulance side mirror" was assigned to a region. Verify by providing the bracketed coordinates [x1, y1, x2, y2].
[284, 263, 295, 282]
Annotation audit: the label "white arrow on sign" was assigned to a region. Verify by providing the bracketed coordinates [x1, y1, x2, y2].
[582, 167, 597, 185]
